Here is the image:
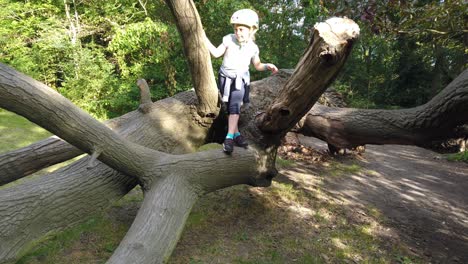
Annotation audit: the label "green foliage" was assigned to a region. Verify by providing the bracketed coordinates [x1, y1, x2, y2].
[0, 0, 63, 81]
[0, 0, 191, 119]
[108, 18, 191, 103]
[59, 45, 126, 118]
[316, 0, 466, 108]
[1, 0, 466, 118]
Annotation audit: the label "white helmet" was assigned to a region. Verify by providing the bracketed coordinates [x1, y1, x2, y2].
[230, 9, 259, 29]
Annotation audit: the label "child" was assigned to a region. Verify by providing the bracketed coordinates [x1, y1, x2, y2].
[205, 9, 278, 154]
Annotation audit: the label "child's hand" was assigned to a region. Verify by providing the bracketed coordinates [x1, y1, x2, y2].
[265, 63, 279, 74]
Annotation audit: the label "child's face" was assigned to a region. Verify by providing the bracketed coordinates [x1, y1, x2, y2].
[233, 24, 252, 43]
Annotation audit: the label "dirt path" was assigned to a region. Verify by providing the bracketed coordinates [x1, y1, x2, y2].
[299, 136, 468, 263]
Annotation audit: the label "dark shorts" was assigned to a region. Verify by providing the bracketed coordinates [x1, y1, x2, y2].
[218, 74, 249, 115]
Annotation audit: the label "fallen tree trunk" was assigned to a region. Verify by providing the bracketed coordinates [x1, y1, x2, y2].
[0, 158, 137, 261]
[0, 87, 211, 186]
[296, 69, 468, 149]
[0, 136, 80, 185]
[0, 116, 131, 185]
[0, 80, 350, 185]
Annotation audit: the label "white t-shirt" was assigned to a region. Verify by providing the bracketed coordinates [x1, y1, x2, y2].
[221, 34, 259, 73]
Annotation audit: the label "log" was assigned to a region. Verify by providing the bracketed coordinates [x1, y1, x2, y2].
[297, 69, 468, 149]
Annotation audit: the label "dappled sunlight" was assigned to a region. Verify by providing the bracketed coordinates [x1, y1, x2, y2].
[292, 136, 468, 262]
[287, 204, 315, 219]
[407, 189, 427, 197]
[401, 178, 432, 191]
[400, 193, 417, 202]
[331, 237, 348, 250]
[95, 96, 207, 154]
[168, 158, 413, 263]
[311, 143, 468, 263]
[10, 141, 422, 263]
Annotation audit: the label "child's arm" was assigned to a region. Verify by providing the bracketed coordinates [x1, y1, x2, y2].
[252, 55, 278, 74]
[203, 31, 226, 58]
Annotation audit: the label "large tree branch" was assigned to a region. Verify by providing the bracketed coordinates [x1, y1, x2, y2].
[0, 136, 80, 185]
[108, 148, 257, 263]
[0, 114, 129, 185]
[0, 63, 165, 187]
[297, 69, 468, 149]
[0, 158, 138, 262]
[256, 18, 360, 140]
[0, 86, 211, 186]
[164, 0, 219, 117]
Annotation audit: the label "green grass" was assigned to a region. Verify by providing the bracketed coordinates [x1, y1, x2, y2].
[16, 215, 128, 264]
[0, 109, 52, 153]
[328, 161, 362, 177]
[276, 157, 295, 168]
[446, 151, 468, 163]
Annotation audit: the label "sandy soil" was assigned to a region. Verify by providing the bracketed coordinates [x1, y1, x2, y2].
[299, 135, 468, 263]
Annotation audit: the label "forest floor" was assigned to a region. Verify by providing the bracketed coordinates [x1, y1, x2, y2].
[126, 137, 468, 264]
[15, 133, 468, 263]
[292, 136, 468, 264]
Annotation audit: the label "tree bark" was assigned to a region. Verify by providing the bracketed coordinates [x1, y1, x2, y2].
[164, 0, 219, 118]
[0, 158, 137, 261]
[0, 65, 211, 262]
[0, 115, 131, 185]
[256, 17, 359, 141]
[0, 85, 214, 186]
[297, 69, 468, 149]
[0, 136, 80, 185]
[108, 148, 257, 264]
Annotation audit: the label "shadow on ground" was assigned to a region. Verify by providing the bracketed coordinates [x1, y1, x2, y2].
[299, 135, 468, 264]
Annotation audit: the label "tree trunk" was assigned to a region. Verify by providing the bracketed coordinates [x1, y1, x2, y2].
[297, 69, 468, 149]
[0, 64, 209, 262]
[0, 158, 137, 261]
[107, 148, 257, 264]
[0, 115, 130, 185]
[164, 0, 219, 117]
[256, 17, 359, 138]
[0, 136, 80, 185]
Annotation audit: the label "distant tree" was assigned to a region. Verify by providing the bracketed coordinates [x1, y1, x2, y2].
[303, 0, 466, 108]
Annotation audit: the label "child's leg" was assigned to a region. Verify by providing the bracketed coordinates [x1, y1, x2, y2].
[223, 87, 243, 153]
[227, 114, 240, 137]
[226, 87, 244, 138]
[226, 93, 247, 147]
